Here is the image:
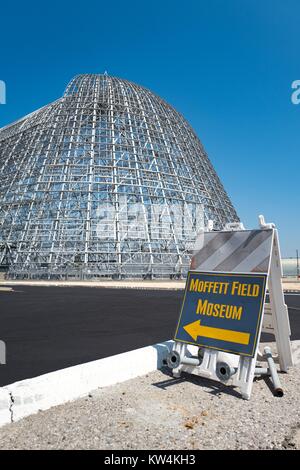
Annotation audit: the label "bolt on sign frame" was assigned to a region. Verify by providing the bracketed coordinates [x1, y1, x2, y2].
[0, 74, 238, 280]
[170, 215, 293, 399]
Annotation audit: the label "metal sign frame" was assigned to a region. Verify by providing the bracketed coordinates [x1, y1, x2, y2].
[168, 215, 293, 400]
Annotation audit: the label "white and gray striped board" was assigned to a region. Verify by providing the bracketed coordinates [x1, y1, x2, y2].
[190, 229, 274, 274]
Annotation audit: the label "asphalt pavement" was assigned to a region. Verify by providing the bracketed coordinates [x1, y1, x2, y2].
[0, 286, 299, 386]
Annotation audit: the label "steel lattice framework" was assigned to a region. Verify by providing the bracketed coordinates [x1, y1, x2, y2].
[0, 74, 239, 279]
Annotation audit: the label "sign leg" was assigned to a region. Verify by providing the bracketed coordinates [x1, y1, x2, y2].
[268, 231, 293, 371]
[238, 356, 256, 400]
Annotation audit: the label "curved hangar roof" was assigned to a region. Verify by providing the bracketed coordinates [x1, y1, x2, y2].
[0, 74, 239, 279]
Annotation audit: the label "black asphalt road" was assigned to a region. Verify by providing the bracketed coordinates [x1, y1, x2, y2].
[0, 287, 299, 386]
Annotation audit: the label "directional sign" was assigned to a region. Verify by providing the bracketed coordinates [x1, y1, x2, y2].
[174, 271, 267, 357]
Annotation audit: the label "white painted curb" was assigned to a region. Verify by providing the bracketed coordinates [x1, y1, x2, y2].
[0, 389, 11, 426]
[0, 340, 173, 426]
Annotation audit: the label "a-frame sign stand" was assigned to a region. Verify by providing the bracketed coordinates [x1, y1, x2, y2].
[168, 215, 293, 400]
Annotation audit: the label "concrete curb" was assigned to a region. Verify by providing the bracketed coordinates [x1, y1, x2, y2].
[0, 389, 11, 426]
[0, 340, 173, 426]
[1, 339, 299, 427]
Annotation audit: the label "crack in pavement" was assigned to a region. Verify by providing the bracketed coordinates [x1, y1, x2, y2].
[8, 392, 14, 423]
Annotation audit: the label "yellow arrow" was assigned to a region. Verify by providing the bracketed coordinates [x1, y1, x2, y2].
[183, 320, 250, 345]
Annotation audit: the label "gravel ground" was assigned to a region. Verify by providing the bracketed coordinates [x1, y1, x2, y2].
[0, 365, 299, 450]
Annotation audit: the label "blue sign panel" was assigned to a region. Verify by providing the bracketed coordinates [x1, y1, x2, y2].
[174, 271, 267, 357]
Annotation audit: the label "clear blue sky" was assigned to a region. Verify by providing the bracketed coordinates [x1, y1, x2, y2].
[0, 0, 299, 257]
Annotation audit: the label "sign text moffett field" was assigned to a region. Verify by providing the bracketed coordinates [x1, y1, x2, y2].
[174, 271, 267, 357]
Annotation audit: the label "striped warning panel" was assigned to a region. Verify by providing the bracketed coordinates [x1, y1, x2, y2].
[190, 229, 274, 274]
